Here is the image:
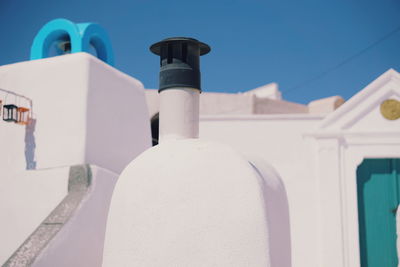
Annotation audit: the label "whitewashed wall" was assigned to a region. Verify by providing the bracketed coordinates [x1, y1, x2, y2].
[310, 69, 400, 267]
[32, 166, 118, 267]
[103, 139, 290, 267]
[0, 167, 70, 264]
[145, 87, 309, 119]
[0, 53, 151, 264]
[199, 114, 324, 267]
[199, 69, 400, 267]
[0, 53, 151, 173]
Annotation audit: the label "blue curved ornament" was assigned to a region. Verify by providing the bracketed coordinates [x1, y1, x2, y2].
[30, 18, 114, 66]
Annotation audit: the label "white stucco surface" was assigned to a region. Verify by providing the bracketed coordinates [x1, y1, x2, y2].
[146, 85, 310, 118]
[0, 53, 151, 174]
[199, 114, 324, 267]
[1, 49, 398, 267]
[247, 156, 291, 267]
[103, 139, 290, 267]
[32, 166, 118, 267]
[308, 95, 345, 114]
[0, 167, 69, 264]
[198, 69, 400, 267]
[0, 53, 151, 264]
[246, 82, 282, 100]
[311, 69, 400, 267]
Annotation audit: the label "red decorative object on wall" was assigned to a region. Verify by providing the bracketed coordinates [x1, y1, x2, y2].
[17, 107, 30, 125]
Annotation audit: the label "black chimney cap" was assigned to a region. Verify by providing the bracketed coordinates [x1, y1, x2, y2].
[150, 37, 210, 92]
[150, 37, 210, 55]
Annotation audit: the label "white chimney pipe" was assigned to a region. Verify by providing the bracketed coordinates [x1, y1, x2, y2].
[159, 87, 200, 142]
[150, 37, 210, 144]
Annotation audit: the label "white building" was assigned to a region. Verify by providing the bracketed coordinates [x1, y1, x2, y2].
[143, 69, 400, 266]
[0, 34, 399, 266]
[0, 53, 151, 267]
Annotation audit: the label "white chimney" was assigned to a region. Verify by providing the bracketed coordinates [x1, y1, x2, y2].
[150, 37, 210, 143]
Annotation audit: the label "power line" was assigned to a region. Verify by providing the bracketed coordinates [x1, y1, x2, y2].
[284, 25, 400, 95]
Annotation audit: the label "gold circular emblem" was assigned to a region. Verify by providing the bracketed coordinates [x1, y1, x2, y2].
[380, 99, 400, 120]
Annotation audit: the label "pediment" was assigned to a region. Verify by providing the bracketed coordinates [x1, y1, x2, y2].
[317, 69, 400, 133]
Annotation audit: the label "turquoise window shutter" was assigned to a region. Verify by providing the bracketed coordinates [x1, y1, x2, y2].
[357, 159, 400, 267]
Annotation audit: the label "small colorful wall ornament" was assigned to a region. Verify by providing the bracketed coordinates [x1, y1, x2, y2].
[3, 104, 18, 122]
[1, 90, 32, 125]
[30, 18, 114, 66]
[17, 107, 30, 125]
[380, 99, 400, 121]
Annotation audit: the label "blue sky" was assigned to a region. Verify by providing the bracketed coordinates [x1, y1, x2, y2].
[0, 0, 399, 104]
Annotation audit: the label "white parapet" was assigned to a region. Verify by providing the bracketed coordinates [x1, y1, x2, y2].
[308, 95, 345, 115]
[246, 82, 282, 100]
[0, 52, 151, 174]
